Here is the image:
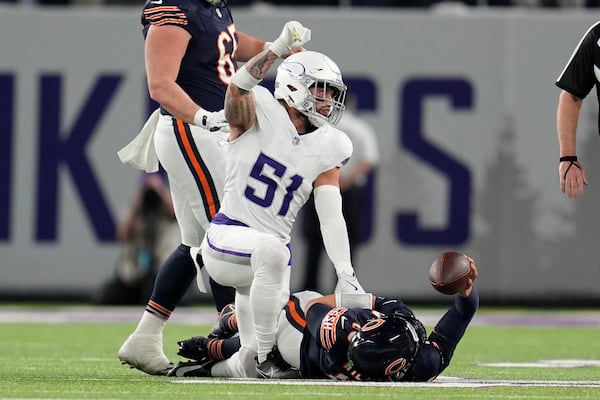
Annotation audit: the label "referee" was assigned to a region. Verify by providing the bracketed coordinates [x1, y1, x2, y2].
[554, 22, 600, 199]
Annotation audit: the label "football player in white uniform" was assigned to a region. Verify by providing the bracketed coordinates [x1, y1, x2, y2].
[199, 21, 365, 378]
[116, 0, 278, 376]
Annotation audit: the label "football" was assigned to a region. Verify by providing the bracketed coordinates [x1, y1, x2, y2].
[429, 251, 472, 295]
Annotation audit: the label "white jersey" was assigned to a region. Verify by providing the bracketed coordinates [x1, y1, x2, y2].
[216, 85, 352, 243]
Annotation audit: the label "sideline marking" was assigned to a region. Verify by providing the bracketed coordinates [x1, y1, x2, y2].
[1, 307, 600, 327]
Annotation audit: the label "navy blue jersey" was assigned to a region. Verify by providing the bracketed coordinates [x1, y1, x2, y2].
[556, 21, 600, 133]
[300, 305, 377, 380]
[299, 289, 479, 382]
[141, 0, 239, 111]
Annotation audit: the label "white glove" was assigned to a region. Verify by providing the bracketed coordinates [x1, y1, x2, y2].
[194, 108, 228, 131]
[334, 271, 366, 294]
[269, 21, 311, 57]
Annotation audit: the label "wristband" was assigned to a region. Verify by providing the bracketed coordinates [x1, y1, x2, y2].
[335, 292, 373, 309]
[230, 66, 262, 91]
[559, 156, 578, 162]
[193, 108, 209, 127]
[560, 155, 582, 179]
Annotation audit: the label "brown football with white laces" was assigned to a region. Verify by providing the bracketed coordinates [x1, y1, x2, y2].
[429, 251, 472, 295]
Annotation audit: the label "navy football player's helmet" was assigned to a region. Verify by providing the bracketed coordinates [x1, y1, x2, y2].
[347, 314, 426, 381]
[274, 50, 346, 127]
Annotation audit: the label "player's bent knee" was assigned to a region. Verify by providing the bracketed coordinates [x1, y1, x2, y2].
[251, 238, 289, 273]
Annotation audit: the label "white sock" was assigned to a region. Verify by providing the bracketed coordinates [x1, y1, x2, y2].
[133, 311, 166, 336]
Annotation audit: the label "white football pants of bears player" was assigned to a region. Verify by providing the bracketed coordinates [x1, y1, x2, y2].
[274, 290, 321, 368]
[153, 113, 228, 247]
[201, 223, 293, 377]
[210, 290, 321, 378]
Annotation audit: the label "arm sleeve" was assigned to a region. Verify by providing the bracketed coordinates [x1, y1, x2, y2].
[428, 288, 480, 363]
[313, 184, 353, 276]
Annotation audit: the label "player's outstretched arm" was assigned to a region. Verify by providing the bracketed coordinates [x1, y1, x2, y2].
[224, 50, 275, 138]
[225, 21, 311, 139]
[313, 169, 365, 294]
[428, 266, 479, 371]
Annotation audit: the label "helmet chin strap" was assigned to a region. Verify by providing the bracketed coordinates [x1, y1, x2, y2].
[307, 113, 326, 128]
[204, 0, 221, 5]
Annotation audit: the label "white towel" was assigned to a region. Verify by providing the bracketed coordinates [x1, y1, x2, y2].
[117, 108, 160, 172]
[190, 246, 208, 293]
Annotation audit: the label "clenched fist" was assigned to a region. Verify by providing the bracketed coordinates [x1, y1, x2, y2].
[269, 21, 311, 57]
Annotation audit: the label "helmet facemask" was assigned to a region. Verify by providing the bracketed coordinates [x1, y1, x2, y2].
[304, 80, 346, 127]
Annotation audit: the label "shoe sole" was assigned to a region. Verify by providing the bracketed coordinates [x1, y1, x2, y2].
[118, 345, 173, 376]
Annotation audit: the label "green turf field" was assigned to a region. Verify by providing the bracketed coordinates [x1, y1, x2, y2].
[0, 306, 599, 399]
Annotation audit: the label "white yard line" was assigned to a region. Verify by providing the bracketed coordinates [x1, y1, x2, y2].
[168, 376, 600, 388]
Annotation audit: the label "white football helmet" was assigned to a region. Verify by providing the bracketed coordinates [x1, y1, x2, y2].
[274, 50, 347, 127]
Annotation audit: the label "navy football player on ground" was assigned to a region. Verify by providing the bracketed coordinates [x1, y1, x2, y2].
[169, 261, 479, 381]
[117, 0, 302, 376]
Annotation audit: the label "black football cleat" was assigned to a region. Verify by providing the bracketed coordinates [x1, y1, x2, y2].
[166, 359, 215, 377]
[208, 303, 238, 339]
[256, 346, 301, 379]
[177, 336, 208, 362]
